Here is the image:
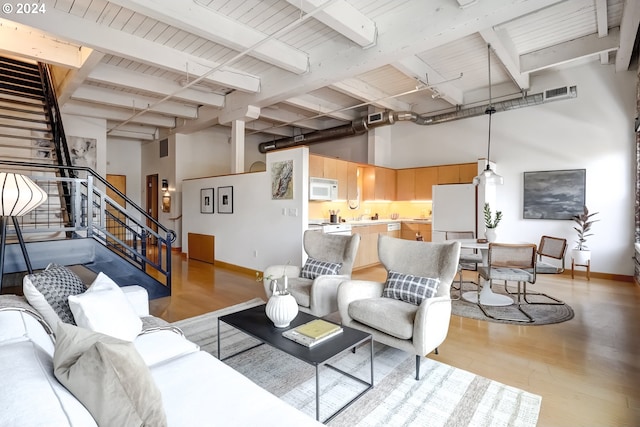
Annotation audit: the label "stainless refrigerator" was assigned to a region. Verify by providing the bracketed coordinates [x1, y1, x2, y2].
[431, 184, 477, 242]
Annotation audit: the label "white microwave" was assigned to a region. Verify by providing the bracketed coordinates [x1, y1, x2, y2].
[309, 177, 338, 201]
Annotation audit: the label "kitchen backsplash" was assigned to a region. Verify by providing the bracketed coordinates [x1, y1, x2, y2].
[309, 200, 432, 222]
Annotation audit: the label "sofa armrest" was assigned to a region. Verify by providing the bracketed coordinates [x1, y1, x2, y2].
[309, 274, 349, 317]
[337, 280, 385, 325]
[121, 285, 149, 317]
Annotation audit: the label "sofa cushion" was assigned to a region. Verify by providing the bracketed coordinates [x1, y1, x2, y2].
[134, 329, 200, 367]
[299, 257, 342, 280]
[23, 264, 86, 328]
[54, 323, 167, 427]
[349, 297, 418, 340]
[382, 271, 440, 306]
[68, 272, 142, 341]
[286, 277, 313, 308]
[0, 339, 98, 426]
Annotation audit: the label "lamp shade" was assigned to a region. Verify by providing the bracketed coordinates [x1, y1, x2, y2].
[0, 173, 48, 217]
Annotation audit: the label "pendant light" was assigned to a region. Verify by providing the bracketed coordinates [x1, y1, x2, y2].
[473, 43, 504, 186]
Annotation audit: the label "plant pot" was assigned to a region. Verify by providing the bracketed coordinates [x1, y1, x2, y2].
[571, 249, 591, 265]
[265, 292, 299, 328]
[485, 228, 497, 243]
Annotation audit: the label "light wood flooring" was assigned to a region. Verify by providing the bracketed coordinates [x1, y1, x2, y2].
[150, 253, 640, 427]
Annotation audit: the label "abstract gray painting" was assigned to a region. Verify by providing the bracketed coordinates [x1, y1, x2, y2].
[523, 169, 585, 220]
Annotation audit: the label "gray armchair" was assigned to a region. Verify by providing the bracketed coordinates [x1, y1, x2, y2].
[337, 235, 461, 380]
[263, 230, 360, 317]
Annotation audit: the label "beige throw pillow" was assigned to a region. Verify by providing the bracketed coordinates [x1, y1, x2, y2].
[53, 323, 167, 427]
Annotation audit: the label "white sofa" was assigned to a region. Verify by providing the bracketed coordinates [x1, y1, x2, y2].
[0, 288, 322, 426]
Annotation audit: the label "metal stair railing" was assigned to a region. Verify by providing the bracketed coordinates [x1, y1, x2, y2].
[0, 160, 175, 290]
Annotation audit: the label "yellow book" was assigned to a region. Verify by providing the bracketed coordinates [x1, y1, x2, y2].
[294, 319, 341, 340]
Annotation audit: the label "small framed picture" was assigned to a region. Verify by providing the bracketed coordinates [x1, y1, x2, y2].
[200, 188, 214, 214]
[218, 186, 233, 214]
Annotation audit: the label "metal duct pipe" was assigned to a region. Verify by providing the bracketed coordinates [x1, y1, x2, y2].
[258, 88, 573, 152]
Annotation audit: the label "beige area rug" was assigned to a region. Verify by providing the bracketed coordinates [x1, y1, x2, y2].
[173, 299, 541, 427]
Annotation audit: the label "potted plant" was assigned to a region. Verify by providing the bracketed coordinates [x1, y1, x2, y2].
[571, 206, 598, 264]
[483, 203, 502, 242]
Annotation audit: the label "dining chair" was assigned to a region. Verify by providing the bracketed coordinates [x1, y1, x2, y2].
[536, 235, 567, 274]
[445, 231, 481, 299]
[477, 243, 537, 323]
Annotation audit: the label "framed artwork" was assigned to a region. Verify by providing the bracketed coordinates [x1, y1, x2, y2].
[271, 160, 293, 199]
[200, 188, 214, 214]
[218, 186, 233, 214]
[523, 169, 586, 220]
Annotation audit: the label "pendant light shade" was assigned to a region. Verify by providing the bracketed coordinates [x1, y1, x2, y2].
[0, 172, 48, 217]
[473, 44, 503, 187]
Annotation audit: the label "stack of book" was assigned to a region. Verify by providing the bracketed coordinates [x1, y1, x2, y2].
[282, 319, 343, 347]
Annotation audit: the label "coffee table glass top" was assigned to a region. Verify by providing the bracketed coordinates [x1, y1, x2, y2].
[218, 304, 370, 365]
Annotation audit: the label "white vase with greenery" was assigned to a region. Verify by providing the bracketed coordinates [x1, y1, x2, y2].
[483, 203, 502, 242]
[571, 206, 598, 264]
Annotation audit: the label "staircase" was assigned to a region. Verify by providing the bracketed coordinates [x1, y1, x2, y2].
[0, 56, 174, 298]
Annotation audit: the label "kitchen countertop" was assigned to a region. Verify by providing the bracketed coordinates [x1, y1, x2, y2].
[308, 218, 432, 227]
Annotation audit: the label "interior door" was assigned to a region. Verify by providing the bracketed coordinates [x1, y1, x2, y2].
[146, 174, 159, 258]
[106, 174, 126, 245]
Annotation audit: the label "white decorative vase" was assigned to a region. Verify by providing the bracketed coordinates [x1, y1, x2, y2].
[485, 228, 497, 243]
[265, 292, 299, 328]
[571, 249, 591, 265]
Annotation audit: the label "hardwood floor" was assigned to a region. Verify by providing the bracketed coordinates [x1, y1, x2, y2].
[150, 253, 640, 426]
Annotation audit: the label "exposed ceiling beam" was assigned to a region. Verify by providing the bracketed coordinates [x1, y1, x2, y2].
[0, 19, 85, 68]
[595, 0, 610, 64]
[393, 56, 464, 105]
[283, 95, 359, 121]
[108, 129, 156, 141]
[479, 27, 530, 90]
[260, 107, 338, 130]
[244, 121, 294, 138]
[6, 10, 260, 92]
[285, 0, 376, 47]
[107, 121, 158, 136]
[87, 63, 225, 108]
[55, 50, 105, 105]
[224, 0, 564, 112]
[615, 0, 640, 72]
[107, 0, 308, 74]
[521, 27, 620, 73]
[331, 79, 410, 111]
[62, 101, 176, 128]
[72, 86, 199, 119]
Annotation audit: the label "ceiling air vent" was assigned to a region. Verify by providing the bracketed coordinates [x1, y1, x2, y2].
[543, 85, 577, 101]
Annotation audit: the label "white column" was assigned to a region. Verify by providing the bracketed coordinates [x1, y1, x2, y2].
[230, 119, 245, 174]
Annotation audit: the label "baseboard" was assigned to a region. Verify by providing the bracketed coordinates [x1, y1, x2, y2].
[561, 269, 633, 282]
[213, 260, 260, 278]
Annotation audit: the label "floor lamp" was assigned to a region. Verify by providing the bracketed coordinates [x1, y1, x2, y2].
[0, 172, 48, 289]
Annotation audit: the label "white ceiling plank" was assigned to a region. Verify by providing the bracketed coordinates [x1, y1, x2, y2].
[63, 101, 176, 127]
[72, 86, 199, 119]
[224, 0, 564, 112]
[87, 63, 225, 107]
[56, 49, 105, 105]
[285, 0, 377, 47]
[107, 0, 308, 74]
[244, 121, 294, 138]
[331, 79, 410, 111]
[615, 0, 640, 72]
[393, 56, 465, 106]
[7, 9, 260, 92]
[283, 95, 359, 121]
[260, 107, 327, 130]
[479, 28, 530, 90]
[0, 19, 84, 68]
[107, 129, 156, 140]
[521, 27, 620, 73]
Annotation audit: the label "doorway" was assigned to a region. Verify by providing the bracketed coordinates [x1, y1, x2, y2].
[106, 174, 126, 245]
[146, 174, 159, 260]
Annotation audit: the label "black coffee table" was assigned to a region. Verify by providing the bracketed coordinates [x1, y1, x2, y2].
[217, 304, 373, 423]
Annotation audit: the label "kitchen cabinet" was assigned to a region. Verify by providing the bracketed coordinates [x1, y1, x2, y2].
[401, 222, 432, 242]
[396, 168, 415, 200]
[347, 162, 359, 200]
[459, 163, 477, 183]
[436, 163, 477, 185]
[363, 166, 396, 201]
[335, 159, 348, 200]
[352, 223, 387, 269]
[309, 155, 324, 178]
[415, 167, 437, 200]
[309, 154, 353, 200]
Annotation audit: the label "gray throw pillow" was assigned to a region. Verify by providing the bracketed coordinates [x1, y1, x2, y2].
[53, 323, 167, 427]
[382, 270, 440, 305]
[299, 257, 342, 279]
[23, 264, 86, 327]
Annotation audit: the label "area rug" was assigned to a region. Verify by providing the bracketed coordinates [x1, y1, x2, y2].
[173, 299, 542, 427]
[451, 284, 574, 325]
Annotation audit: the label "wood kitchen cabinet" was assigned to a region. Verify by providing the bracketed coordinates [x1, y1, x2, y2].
[347, 162, 359, 200]
[309, 154, 324, 178]
[415, 167, 437, 200]
[352, 224, 387, 269]
[335, 159, 348, 200]
[309, 154, 350, 199]
[363, 166, 396, 201]
[436, 163, 477, 185]
[401, 222, 432, 241]
[396, 168, 415, 200]
[459, 163, 477, 183]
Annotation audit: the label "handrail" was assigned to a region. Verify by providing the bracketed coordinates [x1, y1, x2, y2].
[0, 160, 176, 243]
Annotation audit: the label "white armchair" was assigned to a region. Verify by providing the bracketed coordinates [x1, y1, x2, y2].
[338, 235, 460, 380]
[263, 230, 360, 317]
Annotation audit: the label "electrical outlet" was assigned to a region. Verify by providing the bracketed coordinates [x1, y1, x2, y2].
[253, 250, 258, 257]
[288, 208, 298, 216]
[282, 208, 287, 215]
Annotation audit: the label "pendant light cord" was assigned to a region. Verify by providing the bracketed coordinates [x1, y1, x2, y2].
[485, 43, 496, 168]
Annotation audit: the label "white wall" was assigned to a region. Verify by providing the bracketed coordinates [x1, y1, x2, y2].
[181, 147, 308, 272]
[106, 138, 142, 213]
[388, 62, 636, 275]
[61, 114, 107, 177]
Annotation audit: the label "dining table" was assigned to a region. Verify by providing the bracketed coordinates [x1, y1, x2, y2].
[453, 238, 514, 306]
